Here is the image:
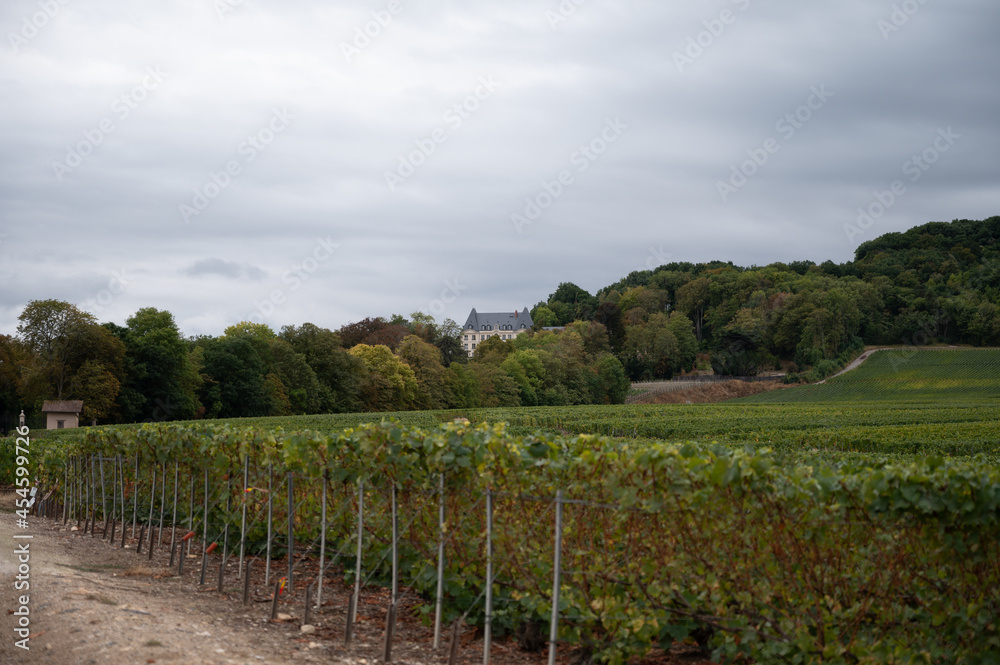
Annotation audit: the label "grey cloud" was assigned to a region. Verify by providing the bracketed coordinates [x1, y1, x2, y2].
[182, 258, 267, 281]
[0, 0, 997, 337]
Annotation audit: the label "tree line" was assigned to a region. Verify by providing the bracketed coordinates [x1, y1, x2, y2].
[532, 216, 1000, 381]
[2, 215, 997, 429]
[0, 308, 630, 431]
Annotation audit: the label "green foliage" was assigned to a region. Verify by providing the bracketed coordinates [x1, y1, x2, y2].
[279, 323, 365, 413]
[197, 335, 276, 418]
[622, 312, 680, 380]
[31, 418, 1000, 664]
[398, 335, 450, 410]
[16, 300, 125, 412]
[349, 343, 419, 411]
[115, 307, 199, 422]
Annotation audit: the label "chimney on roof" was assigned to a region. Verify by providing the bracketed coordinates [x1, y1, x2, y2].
[514, 310, 518, 318]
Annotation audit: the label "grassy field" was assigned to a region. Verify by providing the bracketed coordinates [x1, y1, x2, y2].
[743, 347, 1000, 403]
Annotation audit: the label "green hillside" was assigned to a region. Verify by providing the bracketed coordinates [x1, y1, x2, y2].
[741, 348, 1000, 403]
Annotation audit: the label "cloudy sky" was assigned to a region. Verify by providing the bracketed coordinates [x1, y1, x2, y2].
[1, 0, 998, 337]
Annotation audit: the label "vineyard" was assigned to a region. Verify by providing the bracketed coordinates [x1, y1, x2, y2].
[6, 349, 1000, 663]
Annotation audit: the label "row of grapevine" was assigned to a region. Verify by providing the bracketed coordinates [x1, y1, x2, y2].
[24, 419, 1000, 664]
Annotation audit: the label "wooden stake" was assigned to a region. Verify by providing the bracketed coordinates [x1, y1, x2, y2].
[269, 581, 281, 621]
[382, 601, 397, 663]
[344, 593, 356, 646]
[242, 560, 251, 607]
[448, 619, 462, 665]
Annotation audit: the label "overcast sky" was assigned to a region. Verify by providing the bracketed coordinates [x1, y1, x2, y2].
[1, 0, 998, 338]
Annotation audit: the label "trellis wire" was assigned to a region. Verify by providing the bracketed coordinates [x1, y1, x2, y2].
[33, 443, 617, 665]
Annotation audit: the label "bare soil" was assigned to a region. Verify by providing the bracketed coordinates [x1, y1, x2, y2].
[633, 380, 788, 404]
[0, 494, 713, 665]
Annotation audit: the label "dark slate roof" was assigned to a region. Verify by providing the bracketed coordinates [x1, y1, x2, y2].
[462, 308, 533, 331]
[41, 400, 84, 413]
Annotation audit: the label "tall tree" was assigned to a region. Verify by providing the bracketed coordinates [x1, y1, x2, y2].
[117, 308, 199, 422]
[339, 317, 408, 350]
[66, 359, 121, 424]
[279, 323, 365, 413]
[397, 335, 449, 409]
[17, 300, 97, 400]
[348, 344, 418, 412]
[676, 277, 710, 342]
[198, 335, 274, 419]
[268, 338, 322, 414]
[621, 312, 680, 380]
[0, 335, 28, 432]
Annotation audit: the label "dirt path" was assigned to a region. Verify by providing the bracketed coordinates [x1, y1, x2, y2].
[815, 348, 892, 384]
[0, 497, 713, 665]
[0, 504, 368, 665]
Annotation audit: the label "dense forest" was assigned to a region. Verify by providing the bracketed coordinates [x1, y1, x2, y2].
[1, 216, 998, 429]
